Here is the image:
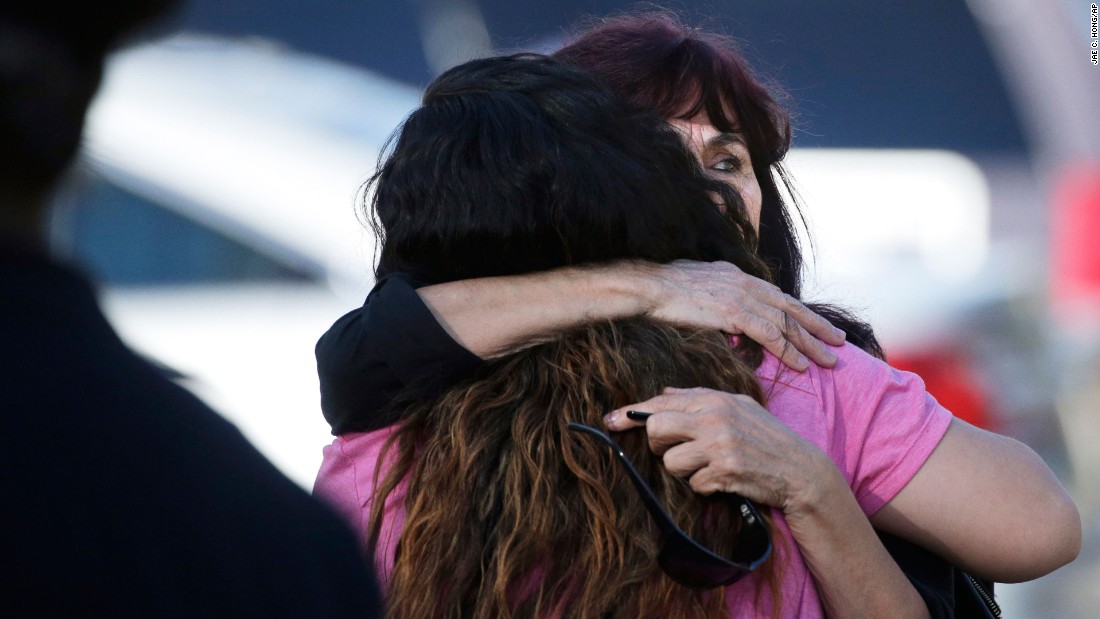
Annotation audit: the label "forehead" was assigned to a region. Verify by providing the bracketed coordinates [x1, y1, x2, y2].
[669, 112, 746, 148]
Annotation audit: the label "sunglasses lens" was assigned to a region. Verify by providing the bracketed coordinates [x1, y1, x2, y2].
[658, 534, 749, 589]
[726, 498, 772, 568]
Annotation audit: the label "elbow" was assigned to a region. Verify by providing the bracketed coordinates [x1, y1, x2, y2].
[1016, 445, 1083, 581]
[1000, 488, 1082, 583]
[1036, 491, 1082, 578]
[1060, 506, 1084, 571]
[991, 435, 1083, 582]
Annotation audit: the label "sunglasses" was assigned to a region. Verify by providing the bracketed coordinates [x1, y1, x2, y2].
[568, 421, 772, 589]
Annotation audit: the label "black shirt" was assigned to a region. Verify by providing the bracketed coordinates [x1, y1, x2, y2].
[316, 273, 482, 434]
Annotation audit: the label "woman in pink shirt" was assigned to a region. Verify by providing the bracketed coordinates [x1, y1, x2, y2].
[319, 333, 951, 617]
[313, 48, 1078, 617]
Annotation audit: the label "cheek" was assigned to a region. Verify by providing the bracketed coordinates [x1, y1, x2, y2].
[742, 178, 763, 231]
[723, 169, 763, 232]
[713, 179, 761, 225]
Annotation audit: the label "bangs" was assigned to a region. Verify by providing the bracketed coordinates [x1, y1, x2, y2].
[649, 39, 744, 136]
[555, 12, 789, 163]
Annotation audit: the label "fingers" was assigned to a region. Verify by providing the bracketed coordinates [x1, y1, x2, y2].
[650, 262, 846, 368]
[781, 314, 840, 369]
[605, 386, 728, 428]
[604, 390, 699, 431]
[742, 287, 843, 370]
[659, 420, 753, 498]
[687, 467, 729, 497]
[606, 386, 815, 507]
[685, 270, 843, 371]
[644, 408, 723, 455]
[606, 388, 752, 452]
[606, 409, 702, 455]
[741, 310, 811, 371]
[661, 440, 713, 477]
[775, 291, 846, 347]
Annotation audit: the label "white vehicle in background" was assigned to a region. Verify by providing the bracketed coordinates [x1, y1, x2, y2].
[51, 33, 1008, 491]
[51, 35, 422, 488]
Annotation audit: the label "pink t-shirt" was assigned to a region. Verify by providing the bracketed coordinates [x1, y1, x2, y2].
[313, 342, 953, 617]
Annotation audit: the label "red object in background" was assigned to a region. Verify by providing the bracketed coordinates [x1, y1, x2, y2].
[890, 348, 992, 431]
[1051, 161, 1100, 321]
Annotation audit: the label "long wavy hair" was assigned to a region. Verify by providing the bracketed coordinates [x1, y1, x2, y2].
[363, 54, 784, 616]
[554, 10, 884, 358]
[371, 320, 780, 618]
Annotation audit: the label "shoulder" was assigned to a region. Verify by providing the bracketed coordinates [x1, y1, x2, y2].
[314, 428, 405, 532]
[830, 340, 900, 375]
[319, 427, 402, 484]
[758, 342, 921, 398]
[758, 341, 947, 417]
[756, 343, 953, 509]
[824, 343, 947, 422]
[796, 342, 950, 437]
[816, 344, 954, 512]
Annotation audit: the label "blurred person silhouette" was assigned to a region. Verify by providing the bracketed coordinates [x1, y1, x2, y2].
[0, 2, 382, 616]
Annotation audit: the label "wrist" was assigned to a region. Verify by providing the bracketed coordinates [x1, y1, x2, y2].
[781, 449, 848, 523]
[577, 261, 662, 320]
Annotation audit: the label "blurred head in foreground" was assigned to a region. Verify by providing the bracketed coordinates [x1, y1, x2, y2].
[0, 1, 180, 241]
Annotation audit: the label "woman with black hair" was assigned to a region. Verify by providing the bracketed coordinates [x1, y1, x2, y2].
[312, 52, 1077, 617]
[313, 14, 857, 443]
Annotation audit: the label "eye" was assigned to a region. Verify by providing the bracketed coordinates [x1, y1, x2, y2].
[710, 156, 744, 174]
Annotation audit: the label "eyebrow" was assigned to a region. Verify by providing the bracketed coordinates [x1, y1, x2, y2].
[707, 132, 747, 150]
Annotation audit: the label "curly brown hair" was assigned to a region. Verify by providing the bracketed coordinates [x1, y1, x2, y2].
[368, 318, 783, 618]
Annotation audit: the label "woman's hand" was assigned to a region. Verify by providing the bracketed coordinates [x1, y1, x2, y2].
[418, 260, 844, 370]
[638, 260, 845, 371]
[606, 386, 931, 618]
[604, 386, 834, 513]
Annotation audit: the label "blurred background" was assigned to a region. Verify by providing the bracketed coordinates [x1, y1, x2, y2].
[51, 0, 1099, 615]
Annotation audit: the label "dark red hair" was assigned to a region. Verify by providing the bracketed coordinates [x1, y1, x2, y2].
[553, 10, 799, 292]
[553, 11, 885, 358]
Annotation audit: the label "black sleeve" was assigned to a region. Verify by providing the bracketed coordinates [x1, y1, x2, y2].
[316, 273, 484, 434]
[877, 531, 956, 618]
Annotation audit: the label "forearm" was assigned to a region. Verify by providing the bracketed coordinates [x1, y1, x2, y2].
[418, 262, 658, 358]
[421, 259, 846, 366]
[871, 419, 1081, 583]
[784, 458, 930, 619]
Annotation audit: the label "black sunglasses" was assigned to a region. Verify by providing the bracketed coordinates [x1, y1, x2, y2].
[568, 421, 772, 589]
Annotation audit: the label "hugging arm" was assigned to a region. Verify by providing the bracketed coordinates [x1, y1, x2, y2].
[871, 417, 1081, 583]
[419, 260, 845, 368]
[607, 346, 1080, 613]
[316, 260, 844, 432]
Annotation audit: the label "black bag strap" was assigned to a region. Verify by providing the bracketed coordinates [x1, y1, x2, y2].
[957, 571, 1001, 618]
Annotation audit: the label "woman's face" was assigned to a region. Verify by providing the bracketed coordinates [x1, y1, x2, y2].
[668, 112, 762, 232]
